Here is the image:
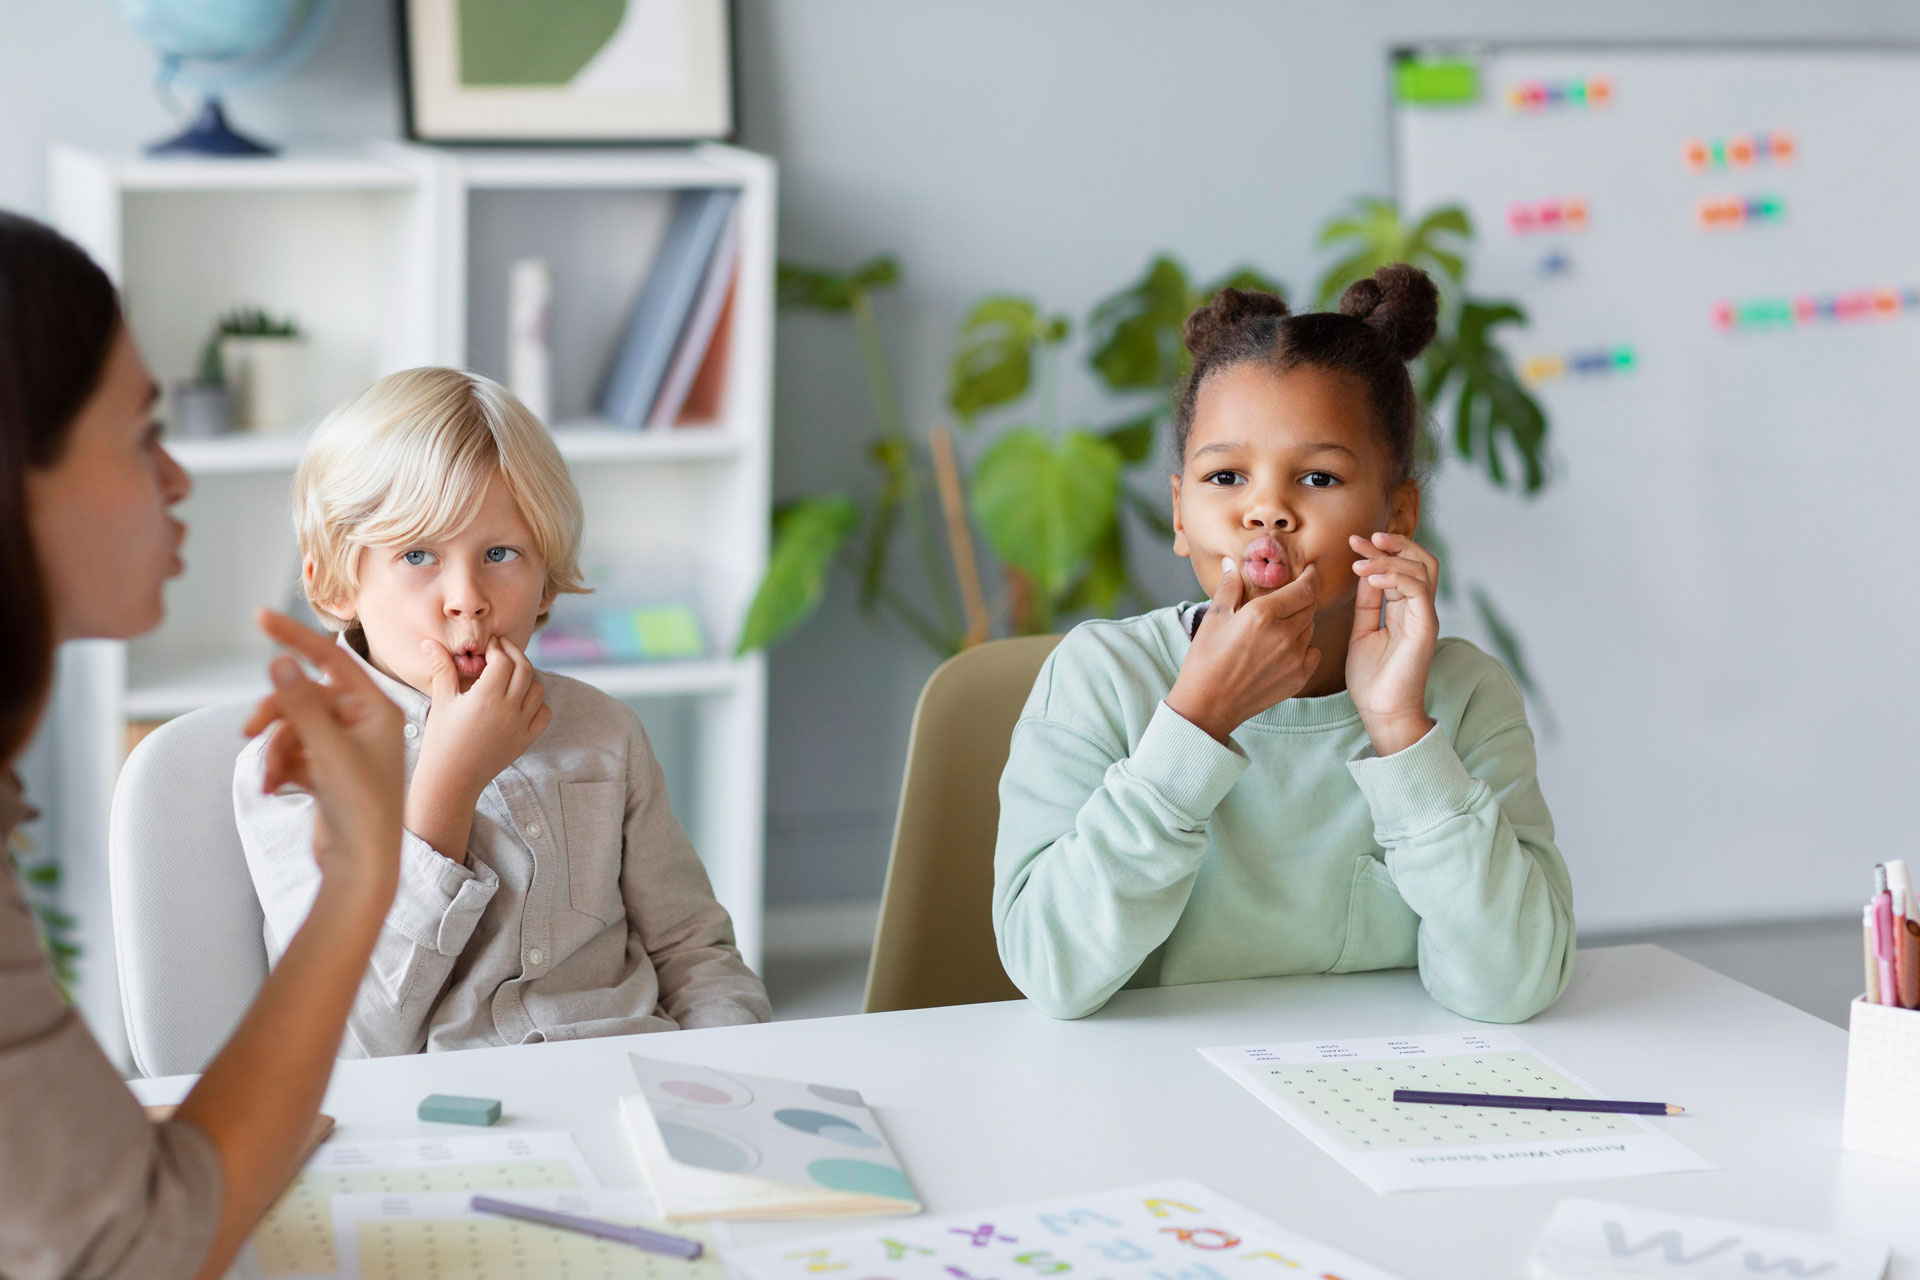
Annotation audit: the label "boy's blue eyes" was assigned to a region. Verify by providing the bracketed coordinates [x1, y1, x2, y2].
[400, 547, 520, 567]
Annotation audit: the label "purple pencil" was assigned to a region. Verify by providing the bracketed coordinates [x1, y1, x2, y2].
[1391, 1089, 1683, 1116]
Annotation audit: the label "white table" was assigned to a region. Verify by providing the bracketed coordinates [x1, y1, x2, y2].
[133, 945, 1916, 1278]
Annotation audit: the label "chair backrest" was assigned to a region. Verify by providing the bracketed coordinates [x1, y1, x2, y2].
[109, 700, 269, 1078]
[863, 634, 1062, 1014]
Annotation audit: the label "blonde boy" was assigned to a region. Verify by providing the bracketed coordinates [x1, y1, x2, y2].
[236, 368, 769, 1057]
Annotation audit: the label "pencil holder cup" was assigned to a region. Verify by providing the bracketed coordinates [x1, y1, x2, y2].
[1842, 997, 1920, 1162]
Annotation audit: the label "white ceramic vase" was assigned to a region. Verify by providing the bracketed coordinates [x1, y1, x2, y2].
[220, 334, 309, 435]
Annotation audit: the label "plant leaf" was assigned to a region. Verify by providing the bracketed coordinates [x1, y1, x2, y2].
[1425, 298, 1548, 493]
[1059, 520, 1131, 615]
[1314, 196, 1474, 306]
[1101, 414, 1159, 466]
[777, 256, 900, 311]
[859, 438, 912, 611]
[1087, 256, 1193, 393]
[948, 296, 1071, 424]
[737, 496, 859, 653]
[970, 429, 1121, 592]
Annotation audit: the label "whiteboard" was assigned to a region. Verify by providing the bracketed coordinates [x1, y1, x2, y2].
[1394, 47, 1920, 931]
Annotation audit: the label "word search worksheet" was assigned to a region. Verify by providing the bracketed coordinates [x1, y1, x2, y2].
[1199, 1030, 1714, 1193]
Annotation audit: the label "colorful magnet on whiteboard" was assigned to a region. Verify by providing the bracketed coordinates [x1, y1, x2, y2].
[1874, 289, 1901, 317]
[1611, 346, 1636, 369]
[1902, 288, 1920, 310]
[1508, 204, 1536, 233]
[1586, 77, 1612, 104]
[1562, 198, 1589, 229]
[1505, 75, 1609, 111]
[1712, 301, 1735, 331]
[1727, 136, 1755, 167]
[1684, 139, 1710, 170]
[1793, 296, 1818, 323]
[1769, 132, 1795, 163]
[1538, 249, 1572, 278]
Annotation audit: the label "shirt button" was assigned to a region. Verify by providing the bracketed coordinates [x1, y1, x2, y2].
[526, 823, 542, 838]
[527, 948, 543, 967]
[403, 723, 419, 739]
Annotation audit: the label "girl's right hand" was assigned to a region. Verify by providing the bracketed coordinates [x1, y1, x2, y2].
[242, 609, 405, 893]
[1166, 558, 1321, 744]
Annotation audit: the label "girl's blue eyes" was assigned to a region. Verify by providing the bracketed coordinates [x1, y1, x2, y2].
[401, 547, 520, 567]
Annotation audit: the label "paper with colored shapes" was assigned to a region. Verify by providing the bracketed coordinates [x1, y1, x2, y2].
[329, 1189, 726, 1280]
[1526, 1198, 1888, 1279]
[622, 1054, 919, 1221]
[1200, 1030, 1714, 1194]
[236, 1131, 600, 1278]
[723, 1178, 1402, 1280]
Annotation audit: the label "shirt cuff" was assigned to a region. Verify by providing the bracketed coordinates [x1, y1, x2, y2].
[1346, 722, 1485, 838]
[1120, 701, 1250, 821]
[384, 830, 500, 955]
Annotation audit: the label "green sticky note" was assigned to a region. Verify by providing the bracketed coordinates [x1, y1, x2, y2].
[1394, 58, 1480, 106]
[632, 605, 705, 659]
[418, 1094, 501, 1126]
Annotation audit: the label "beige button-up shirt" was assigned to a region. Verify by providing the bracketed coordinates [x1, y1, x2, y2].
[235, 640, 769, 1057]
[0, 771, 222, 1278]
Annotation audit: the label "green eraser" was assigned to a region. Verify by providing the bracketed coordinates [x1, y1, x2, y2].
[418, 1093, 501, 1126]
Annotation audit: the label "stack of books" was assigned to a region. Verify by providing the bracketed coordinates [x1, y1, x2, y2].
[598, 187, 740, 431]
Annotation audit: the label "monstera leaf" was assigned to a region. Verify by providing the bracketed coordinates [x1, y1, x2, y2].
[1315, 198, 1471, 307]
[1420, 299, 1548, 494]
[948, 297, 1070, 424]
[737, 496, 859, 653]
[1087, 258, 1286, 395]
[778, 257, 901, 311]
[970, 429, 1122, 592]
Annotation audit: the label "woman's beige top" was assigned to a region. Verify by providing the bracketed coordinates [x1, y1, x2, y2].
[0, 771, 222, 1279]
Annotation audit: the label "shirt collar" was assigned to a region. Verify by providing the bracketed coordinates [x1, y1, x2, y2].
[339, 630, 431, 724]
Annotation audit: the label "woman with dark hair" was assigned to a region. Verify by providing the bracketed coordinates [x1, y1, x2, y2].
[0, 211, 408, 1278]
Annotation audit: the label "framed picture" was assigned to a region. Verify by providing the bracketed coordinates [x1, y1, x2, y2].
[400, 0, 734, 143]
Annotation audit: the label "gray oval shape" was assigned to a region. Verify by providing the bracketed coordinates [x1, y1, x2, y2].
[657, 1119, 759, 1173]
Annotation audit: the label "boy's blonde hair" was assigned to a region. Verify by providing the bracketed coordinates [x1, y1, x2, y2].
[296, 367, 589, 630]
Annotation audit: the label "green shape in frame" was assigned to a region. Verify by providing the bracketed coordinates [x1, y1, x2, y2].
[457, 0, 628, 86]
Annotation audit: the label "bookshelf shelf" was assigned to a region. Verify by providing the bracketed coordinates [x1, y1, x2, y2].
[47, 142, 775, 1065]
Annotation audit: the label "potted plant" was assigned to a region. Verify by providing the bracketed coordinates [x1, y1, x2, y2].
[169, 332, 232, 439]
[217, 306, 308, 435]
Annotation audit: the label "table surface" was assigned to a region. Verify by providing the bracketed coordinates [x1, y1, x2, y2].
[133, 944, 1916, 1279]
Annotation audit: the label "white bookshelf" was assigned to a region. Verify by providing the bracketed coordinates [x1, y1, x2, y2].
[47, 143, 775, 1064]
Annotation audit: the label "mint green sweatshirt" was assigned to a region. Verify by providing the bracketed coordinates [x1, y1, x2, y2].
[992, 607, 1574, 1023]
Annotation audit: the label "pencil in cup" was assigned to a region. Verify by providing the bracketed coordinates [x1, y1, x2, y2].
[1390, 1089, 1683, 1116]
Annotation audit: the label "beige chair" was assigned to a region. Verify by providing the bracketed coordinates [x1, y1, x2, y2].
[862, 633, 1062, 1013]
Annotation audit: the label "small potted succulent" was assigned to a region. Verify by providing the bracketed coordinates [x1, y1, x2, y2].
[216, 306, 308, 435]
[169, 333, 232, 438]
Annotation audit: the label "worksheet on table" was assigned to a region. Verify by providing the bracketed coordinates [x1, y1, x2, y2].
[1199, 1029, 1715, 1193]
[234, 1131, 601, 1279]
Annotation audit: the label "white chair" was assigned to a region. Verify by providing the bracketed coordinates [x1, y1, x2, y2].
[109, 700, 269, 1078]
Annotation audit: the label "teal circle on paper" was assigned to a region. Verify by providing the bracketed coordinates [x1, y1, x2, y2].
[773, 1109, 882, 1148]
[807, 1158, 914, 1200]
[658, 1120, 758, 1173]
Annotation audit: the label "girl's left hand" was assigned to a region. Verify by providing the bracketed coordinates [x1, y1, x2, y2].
[1346, 532, 1440, 756]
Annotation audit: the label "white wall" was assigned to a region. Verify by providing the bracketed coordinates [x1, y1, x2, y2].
[7, 0, 1918, 929]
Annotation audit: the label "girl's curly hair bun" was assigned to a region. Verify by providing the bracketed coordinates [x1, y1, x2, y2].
[1337, 263, 1439, 362]
[1182, 286, 1291, 363]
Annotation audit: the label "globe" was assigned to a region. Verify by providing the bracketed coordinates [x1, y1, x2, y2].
[117, 0, 342, 156]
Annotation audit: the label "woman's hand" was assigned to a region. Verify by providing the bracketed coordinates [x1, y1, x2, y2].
[1345, 531, 1439, 756]
[242, 609, 404, 893]
[1166, 558, 1321, 744]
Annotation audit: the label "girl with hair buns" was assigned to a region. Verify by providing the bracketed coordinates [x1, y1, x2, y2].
[992, 264, 1573, 1023]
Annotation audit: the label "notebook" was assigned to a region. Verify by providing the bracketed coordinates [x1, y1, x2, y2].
[620, 1054, 920, 1222]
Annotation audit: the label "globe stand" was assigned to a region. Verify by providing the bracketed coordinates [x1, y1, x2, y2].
[148, 99, 276, 158]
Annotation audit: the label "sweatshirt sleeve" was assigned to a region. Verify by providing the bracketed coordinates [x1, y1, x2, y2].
[616, 711, 770, 1030]
[232, 739, 500, 1056]
[993, 696, 1249, 1020]
[0, 862, 223, 1280]
[1345, 663, 1575, 1023]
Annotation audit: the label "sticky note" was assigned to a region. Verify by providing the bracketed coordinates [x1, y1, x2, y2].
[1393, 58, 1479, 105]
[632, 605, 705, 659]
[418, 1094, 501, 1126]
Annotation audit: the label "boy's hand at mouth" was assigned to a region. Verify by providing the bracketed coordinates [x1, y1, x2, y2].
[405, 636, 553, 864]
[1166, 557, 1321, 744]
